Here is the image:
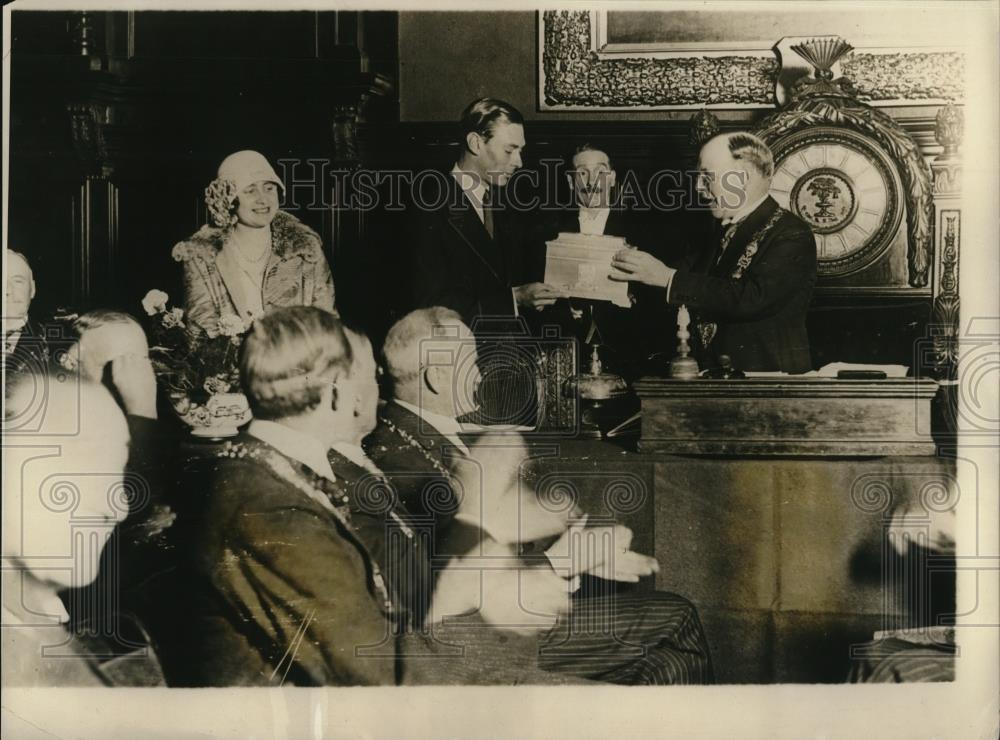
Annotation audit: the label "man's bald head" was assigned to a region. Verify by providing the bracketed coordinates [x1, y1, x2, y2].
[697, 132, 774, 220]
[5, 250, 36, 328]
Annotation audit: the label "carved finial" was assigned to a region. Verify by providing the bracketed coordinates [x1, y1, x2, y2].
[688, 109, 720, 150]
[785, 36, 857, 100]
[935, 103, 963, 160]
[790, 37, 853, 80]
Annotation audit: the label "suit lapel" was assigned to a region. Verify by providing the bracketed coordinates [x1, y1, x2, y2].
[446, 178, 506, 284]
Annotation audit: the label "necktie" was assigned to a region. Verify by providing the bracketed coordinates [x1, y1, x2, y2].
[714, 222, 740, 266]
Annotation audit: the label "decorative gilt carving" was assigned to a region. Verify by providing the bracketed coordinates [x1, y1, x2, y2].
[542, 11, 775, 108]
[932, 103, 963, 196]
[540, 11, 965, 110]
[688, 110, 721, 149]
[757, 38, 934, 288]
[841, 52, 965, 103]
[930, 212, 960, 378]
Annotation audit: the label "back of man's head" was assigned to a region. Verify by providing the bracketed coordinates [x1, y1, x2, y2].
[383, 307, 466, 392]
[240, 306, 352, 421]
[70, 310, 148, 382]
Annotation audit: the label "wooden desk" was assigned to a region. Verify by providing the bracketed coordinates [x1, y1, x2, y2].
[634, 377, 939, 457]
[624, 376, 954, 683]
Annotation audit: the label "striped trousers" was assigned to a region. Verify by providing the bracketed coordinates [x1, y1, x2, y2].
[537, 591, 714, 685]
[402, 590, 713, 685]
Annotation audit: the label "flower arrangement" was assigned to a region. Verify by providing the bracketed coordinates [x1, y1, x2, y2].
[142, 289, 251, 435]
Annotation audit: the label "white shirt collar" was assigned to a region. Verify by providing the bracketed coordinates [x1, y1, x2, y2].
[2, 572, 70, 625]
[393, 398, 470, 456]
[248, 419, 336, 482]
[578, 206, 611, 235]
[721, 192, 770, 226]
[451, 163, 488, 220]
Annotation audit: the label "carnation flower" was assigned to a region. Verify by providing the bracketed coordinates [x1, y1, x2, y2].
[162, 307, 185, 329]
[217, 314, 247, 337]
[141, 289, 169, 316]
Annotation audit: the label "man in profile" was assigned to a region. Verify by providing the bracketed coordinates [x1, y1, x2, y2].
[3, 250, 48, 388]
[409, 98, 565, 425]
[611, 131, 817, 373]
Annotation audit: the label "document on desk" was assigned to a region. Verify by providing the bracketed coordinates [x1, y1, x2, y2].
[544, 232, 632, 308]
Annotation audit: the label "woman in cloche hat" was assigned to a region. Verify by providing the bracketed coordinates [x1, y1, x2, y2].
[172, 150, 336, 336]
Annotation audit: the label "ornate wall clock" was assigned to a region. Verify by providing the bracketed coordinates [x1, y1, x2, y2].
[768, 125, 905, 278]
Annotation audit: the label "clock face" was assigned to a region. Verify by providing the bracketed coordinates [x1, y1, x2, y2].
[768, 127, 903, 278]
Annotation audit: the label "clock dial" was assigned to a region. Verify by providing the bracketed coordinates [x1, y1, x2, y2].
[768, 127, 903, 278]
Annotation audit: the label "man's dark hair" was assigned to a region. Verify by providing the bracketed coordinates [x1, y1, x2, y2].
[459, 98, 524, 151]
[571, 142, 613, 170]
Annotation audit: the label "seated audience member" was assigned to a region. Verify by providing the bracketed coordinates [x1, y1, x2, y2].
[60, 311, 177, 627]
[369, 308, 714, 684]
[3, 250, 48, 389]
[172, 150, 336, 337]
[159, 307, 398, 686]
[2, 375, 164, 686]
[327, 329, 586, 687]
[367, 306, 481, 519]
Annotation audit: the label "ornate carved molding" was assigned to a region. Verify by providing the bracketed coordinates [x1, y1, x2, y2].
[540, 11, 964, 110]
[688, 110, 721, 149]
[541, 11, 775, 109]
[929, 103, 962, 380]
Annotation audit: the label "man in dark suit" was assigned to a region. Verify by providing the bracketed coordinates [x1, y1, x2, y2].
[155, 307, 399, 686]
[410, 98, 564, 326]
[611, 132, 817, 373]
[3, 250, 49, 389]
[367, 308, 715, 684]
[533, 144, 674, 379]
[409, 99, 566, 425]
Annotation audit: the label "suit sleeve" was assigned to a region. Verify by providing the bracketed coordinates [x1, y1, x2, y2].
[410, 212, 478, 322]
[667, 225, 816, 321]
[226, 502, 396, 686]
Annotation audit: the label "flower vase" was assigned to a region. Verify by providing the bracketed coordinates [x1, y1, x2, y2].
[171, 392, 252, 439]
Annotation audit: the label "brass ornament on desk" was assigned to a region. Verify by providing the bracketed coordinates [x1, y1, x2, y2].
[562, 344, 629, 439]
[669, 305, 700, 380]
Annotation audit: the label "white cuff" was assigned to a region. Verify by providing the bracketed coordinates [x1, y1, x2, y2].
[512, 287, 520, 317]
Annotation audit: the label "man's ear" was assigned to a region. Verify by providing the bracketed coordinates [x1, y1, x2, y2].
[422, 365, 444, 396]
[466, 132, 482, 157]
[29, 278, 36, 301]
[607, 169, 617, 191]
